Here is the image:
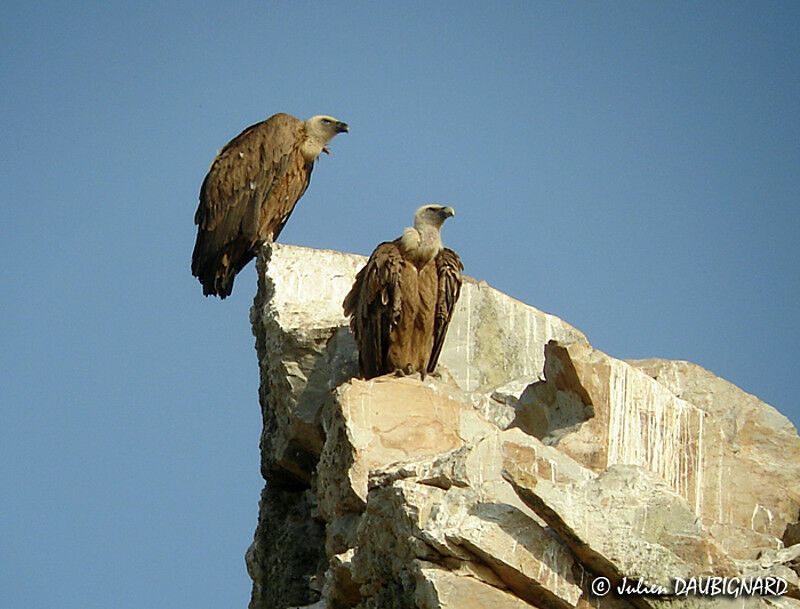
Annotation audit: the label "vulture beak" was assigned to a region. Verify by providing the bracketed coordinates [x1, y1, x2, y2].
[335, 121, 349, 133]
[443, 206, 455, 218]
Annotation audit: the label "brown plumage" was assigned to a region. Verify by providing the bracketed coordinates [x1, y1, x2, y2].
[192, 113, 348, 298]
[343, 205, 463, 379]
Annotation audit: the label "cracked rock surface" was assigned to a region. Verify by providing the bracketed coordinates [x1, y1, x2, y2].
[247, 244, 800, 609]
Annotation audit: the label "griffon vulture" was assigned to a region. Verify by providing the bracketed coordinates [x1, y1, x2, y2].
[191, 113, 348, 298]
[343, 205, 463, 379]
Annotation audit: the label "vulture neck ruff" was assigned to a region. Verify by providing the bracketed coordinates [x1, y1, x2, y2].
[299, 126, 327, 161]
[400, 225, 443, 268]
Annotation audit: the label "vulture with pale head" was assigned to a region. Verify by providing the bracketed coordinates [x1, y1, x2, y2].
[343, 205, 463, 379]
[191, 112, 348, 298]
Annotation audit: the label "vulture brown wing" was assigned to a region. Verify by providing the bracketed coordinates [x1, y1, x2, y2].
[191, 113, 304, 296]
[428, 247, 463, 373]
[343, 240, 404, 379]
[194, 113, 302, 234]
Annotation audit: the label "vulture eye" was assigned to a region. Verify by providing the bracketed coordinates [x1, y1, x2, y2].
[322, 118, 331, 123]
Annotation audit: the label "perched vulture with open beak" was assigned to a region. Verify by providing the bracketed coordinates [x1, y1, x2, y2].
[191, 112, 348, 298]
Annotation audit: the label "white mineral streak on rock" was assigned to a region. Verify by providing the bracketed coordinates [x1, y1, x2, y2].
[605, 360, 705, 511]
[532, 341, 800, 561]
[537, 342, 707, 513]
[628, 358, 800, 558]
[696, 408, 704, 515]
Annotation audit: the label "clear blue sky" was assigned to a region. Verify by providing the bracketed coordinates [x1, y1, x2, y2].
[2, 2, 798, 607]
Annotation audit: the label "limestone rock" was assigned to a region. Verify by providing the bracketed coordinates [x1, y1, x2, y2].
[737, 543, 800, 599]
[414, 564, 536, 609]
[357, 430, 585, 609]
[786, 520, 800, 549]
[246, 244, 800, 609]
[436, 279, 587, 392]
[503, 458, 735, 592]
[518, 340, 800, 560]
[348, 459, 580, 609]
[628, 358, 800, 555]
[316, 375, 496, 520]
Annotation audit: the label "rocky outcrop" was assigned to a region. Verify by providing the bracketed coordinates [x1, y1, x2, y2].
[247, 243, 800, 609]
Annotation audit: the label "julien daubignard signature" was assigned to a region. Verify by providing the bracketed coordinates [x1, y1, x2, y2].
[591, 575, 788, 598]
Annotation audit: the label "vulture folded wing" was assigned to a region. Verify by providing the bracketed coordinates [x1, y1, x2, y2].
[343, 240, 404, 379]
[428, 247, 463, 373]
[194, 113, 302, 233]
[191, 113, 304, 296]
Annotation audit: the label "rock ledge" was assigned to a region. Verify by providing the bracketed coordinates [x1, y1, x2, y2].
[247, 244, 800, 609]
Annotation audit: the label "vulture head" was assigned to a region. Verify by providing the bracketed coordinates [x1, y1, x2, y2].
[304, 115, 349, 156]
[414, 204, 456, 231]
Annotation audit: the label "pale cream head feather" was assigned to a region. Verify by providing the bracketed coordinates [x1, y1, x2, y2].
[301, 115, 349, 160]
[401, 204, 456, 265]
